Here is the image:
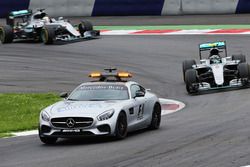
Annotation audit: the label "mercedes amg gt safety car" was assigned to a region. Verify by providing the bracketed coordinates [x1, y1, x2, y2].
[0, 9, 100, 45]
[182, 41, 250, 94]
[39, 68, 161, 144]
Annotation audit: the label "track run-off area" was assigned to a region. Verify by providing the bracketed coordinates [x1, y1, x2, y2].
[1, 16, 250, 166]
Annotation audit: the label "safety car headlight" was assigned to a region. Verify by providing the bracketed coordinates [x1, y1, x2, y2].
[97, 109, 115, 121]
[41, 110, 50, 122]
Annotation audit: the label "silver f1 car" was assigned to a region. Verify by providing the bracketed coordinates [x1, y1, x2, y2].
[0, 9, 99, 45]
[39, 68, 161, 144]
[182, 41, 250, 94]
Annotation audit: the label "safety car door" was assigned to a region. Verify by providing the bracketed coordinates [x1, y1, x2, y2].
[129, 84, 147, 130]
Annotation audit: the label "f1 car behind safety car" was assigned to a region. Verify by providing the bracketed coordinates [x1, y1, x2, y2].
[39, 68, 161, 144]
[182, 41, 250, 94]
[0, 9, 100, 45]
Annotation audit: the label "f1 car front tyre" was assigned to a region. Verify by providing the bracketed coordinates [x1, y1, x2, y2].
[115, 111, 128, 139]
[0, 25, 13, 44]
[78, 21, 93, 36]
[182, 60, 196, 83]
[232, 54, 246, 63]
[149, 103, 161, 130]
[41, 27, 55, 45]
[185, 69, 198, 94]
[238, 63, 249, 79]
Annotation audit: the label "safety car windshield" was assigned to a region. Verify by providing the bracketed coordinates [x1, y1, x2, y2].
[68, 84, 129, 101]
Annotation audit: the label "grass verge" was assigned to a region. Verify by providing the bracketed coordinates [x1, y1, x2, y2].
[95, 24, 250, 30]
[0, 93, 60, 138]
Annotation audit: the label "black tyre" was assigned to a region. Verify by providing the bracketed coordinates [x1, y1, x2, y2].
[39, 128, 57, 144]
[232, 54, 246, 63]
[41, 26, 55, 44]
[185, 69, 198, 94]
[115, 112, 128, 139]
[238, 63, 249, 78]
[0, 25, 13, 44]
[182, 60, 196, 82]
[78, 21, 93, 36]
[149, 103, 161, 130]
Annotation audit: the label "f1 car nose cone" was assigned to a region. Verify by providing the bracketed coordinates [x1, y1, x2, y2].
[66, 118, 75, 128]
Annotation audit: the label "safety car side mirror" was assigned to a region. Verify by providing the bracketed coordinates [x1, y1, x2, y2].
[135, 91, 145, 98]
[60, 92, 68, 98]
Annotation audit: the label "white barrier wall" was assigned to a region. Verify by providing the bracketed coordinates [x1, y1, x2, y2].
[29, 0, 95, 16]
[161, 0, 182, 15]
[181, 0, 239, 14]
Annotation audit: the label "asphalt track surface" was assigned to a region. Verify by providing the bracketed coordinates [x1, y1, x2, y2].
[1, 16, 250, 167]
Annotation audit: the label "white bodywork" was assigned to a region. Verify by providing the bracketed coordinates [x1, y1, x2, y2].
[39, 81, 160, 137]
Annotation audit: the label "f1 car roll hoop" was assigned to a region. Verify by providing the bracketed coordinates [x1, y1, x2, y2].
[182, 41, 250, 94]
[0, 9, 100, 44]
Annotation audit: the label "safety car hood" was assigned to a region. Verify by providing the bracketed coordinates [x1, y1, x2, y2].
[47, 100, 126, 118]
[211, 64, 224, 85]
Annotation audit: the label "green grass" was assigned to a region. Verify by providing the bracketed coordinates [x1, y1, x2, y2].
[0, 93, 60, 137]
[95, 24, 250, 30]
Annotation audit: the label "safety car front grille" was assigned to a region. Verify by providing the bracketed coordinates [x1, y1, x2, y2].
[51, 117, 93, 128]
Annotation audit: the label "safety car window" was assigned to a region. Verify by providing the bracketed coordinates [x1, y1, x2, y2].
[130, 84, 145, 98]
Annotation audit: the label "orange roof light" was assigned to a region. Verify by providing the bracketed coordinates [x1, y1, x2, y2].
[89, 72, 101, 78]
[118, 72, 132, 78]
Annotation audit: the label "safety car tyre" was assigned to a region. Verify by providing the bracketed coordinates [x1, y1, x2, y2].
[41, 26, 55, 45]
[149, 103, 161, 130]
[182, 60, 196, 82]
[0, 25, 13, 44]
[39, 128, 57, 144]
[115, 112, 128, 139]
[238, 63, 249, 79]
[78, 21, 93, 36]
[185, 69, 198, 94]
[232, 54, 246, 63]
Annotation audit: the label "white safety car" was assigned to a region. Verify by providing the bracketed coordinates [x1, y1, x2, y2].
[39, 68, 161, 144]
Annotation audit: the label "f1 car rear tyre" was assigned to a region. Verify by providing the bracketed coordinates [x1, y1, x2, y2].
[115, 112, 128, 139]
[238, 63, 249, 79]
[232, 54, 246, 63]
[182, 60, 196, 82]
[185, 69, 198, 94]
[41, 27, 55, 44]
[149, 103, 161, 130]
[0, 25, 13, 44]
[78, 21, 93, 36]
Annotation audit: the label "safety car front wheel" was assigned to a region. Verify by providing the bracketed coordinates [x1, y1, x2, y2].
[0, 25, 13, 44]
[115, 112, 128, 139]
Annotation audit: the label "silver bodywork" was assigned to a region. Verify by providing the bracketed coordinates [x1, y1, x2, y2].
[39, 81, 160, 138]
[194, 57, 244, 90]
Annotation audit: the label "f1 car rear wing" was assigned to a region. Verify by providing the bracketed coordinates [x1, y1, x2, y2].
[199, 41, 227, 59]
[7, 9, 32, 26]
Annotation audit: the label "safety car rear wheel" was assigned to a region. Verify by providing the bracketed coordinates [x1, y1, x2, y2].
[149, 103, 161, 130]
[41, 26, 55, 45]
[0, 25, 13, 44]
[232, 54, 246, 63]
[78, 21, 93, 36]
[115, 112, 128, 139]
[185, 69, 198, 94]
[182, 60, 196, 82]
